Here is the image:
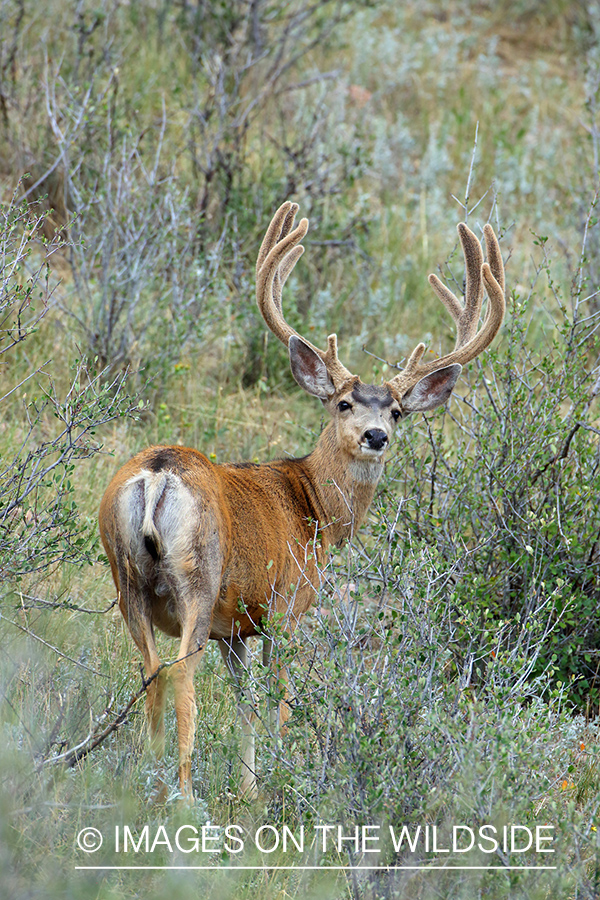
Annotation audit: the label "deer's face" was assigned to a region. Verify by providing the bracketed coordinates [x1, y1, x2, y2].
[288, 337, 463, 465]
[327, 380, 402, 461]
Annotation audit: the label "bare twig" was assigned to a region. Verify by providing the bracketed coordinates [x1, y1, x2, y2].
[43, 649, 204, 769]
[17, 593, 118, 615]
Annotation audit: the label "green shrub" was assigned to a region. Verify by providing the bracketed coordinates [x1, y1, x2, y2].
[0, 191, 138, 585]
[385, 221, 600, 710]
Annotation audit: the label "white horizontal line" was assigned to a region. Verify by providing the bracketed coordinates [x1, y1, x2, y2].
[75, 865, 558, 871]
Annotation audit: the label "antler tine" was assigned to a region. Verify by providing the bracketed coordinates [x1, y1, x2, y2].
[256, 205, 309, 346]
[474, 225, 505, 335]
[258, 203, 305, 317]
[256, 202, 355, 390]
[428, 223, 484, 350]
[256, 201, 300, 278]
[387, 222, 506, 398]
[483, 223, 504, 292]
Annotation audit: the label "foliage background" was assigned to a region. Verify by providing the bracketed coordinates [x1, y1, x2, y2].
[1, 0, 600, 897]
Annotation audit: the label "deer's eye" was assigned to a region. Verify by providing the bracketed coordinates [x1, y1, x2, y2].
[391, 409, 401, 422]
[338, 400, 352, 412]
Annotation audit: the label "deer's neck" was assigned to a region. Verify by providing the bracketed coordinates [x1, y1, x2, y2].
[300, 421, 384, 548]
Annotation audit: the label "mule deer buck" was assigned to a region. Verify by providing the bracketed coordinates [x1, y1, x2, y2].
[99, 202, 506, 800]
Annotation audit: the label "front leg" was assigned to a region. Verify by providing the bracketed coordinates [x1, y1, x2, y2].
[262, 634, 291, 732]
[220, 636, 258, 799]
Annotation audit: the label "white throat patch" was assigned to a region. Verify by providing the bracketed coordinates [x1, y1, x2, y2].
[349, 457, 385, 485]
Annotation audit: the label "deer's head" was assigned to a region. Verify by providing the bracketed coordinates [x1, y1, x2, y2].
[256, 202, 505, 464]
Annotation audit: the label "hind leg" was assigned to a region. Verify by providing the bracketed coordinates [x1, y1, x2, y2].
[171, 595, 216, 800]
[141, 639, 169, 802]
[142, 646, 168, 761]
[117, 578, 168, 785]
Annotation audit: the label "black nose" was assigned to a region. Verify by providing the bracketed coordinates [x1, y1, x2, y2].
[363, 429, 388, 451]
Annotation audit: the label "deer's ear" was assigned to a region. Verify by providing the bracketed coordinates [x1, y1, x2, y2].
[289, 336, 335, 400]
[401, 364, 462, 413]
